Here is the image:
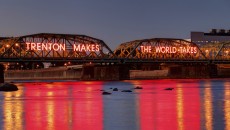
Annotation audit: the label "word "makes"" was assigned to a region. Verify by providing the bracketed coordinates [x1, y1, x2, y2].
[73, 44, 100, 52]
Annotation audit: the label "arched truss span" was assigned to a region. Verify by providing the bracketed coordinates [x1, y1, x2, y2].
[0, 33, 115, 62]
[199, 42, 230, 60]
[114, 38, 207, 61]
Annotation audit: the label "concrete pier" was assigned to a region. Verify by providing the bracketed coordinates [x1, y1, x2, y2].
[81, 64, 130, 80]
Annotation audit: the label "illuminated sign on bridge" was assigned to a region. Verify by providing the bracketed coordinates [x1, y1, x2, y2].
[0, 33, 115, 61]
[1, 33, 230, 63]
[114, 38, 208, 60]
[26, 42, 101, 52]
[140, 46, 198, 54]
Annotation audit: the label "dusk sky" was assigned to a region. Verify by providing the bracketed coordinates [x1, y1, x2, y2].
[0, 0, 230, 49]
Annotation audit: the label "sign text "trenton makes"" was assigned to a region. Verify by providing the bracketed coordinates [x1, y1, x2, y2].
[26, 42, 100, 52]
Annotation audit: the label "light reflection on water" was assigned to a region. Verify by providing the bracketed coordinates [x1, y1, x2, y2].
[0, 79, 230, 130]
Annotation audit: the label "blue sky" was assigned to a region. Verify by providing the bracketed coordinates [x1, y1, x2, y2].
[0, 0, 230, 49]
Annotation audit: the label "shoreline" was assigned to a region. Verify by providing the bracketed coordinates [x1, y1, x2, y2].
[5, 77, 230, 83]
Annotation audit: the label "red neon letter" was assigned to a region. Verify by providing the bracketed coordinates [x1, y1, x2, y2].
[26, 42, 31, 50]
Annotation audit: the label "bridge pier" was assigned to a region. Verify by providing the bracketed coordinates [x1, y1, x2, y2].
[81, 63, 130, 80]
[208, 64, 218, 78]
[0, 64, 4, 83]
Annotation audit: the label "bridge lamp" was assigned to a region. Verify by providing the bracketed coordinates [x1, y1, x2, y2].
[5, 64, 8, 70]
[225, 51, 229, 56]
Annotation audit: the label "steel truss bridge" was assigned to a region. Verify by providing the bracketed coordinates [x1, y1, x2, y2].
[0, 33, 230, 64]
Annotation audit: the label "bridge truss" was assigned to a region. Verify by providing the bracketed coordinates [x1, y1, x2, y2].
[114, 38, 208, 63]
[0, 33, 114, 62]
[199, 42, 230, 63]
[1, 33, 230, 64]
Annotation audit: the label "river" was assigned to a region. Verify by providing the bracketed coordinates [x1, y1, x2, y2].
[0, 79, 229, 130]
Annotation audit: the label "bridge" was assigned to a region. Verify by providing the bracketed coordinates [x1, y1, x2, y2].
[0, 33, 230, 64]
[1, 33, 230, 81]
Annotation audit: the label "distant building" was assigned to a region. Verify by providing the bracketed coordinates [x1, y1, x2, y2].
[184, 39, 191, 42]
[191, 29, 230, 46]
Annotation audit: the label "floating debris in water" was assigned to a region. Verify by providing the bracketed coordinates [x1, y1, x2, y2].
[134, 86, 143, 89]
[102, 91, 112, 95]
[113, 88, 118, 91]
[121, 90, 132, 92]
[164, 88, 174, 90]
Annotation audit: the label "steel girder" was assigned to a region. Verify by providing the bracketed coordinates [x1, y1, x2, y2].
[114, 38, 207, 61]
[0, 33, 115, 62]
[199, 42, 230, 60]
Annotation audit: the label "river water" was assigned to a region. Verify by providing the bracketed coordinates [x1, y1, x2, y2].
[0, 79, 229, 130]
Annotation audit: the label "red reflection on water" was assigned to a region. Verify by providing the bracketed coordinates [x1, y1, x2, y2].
[72, 81, 103, 130]
[23, 81, 103, 130]
[181, 81, 200, 130]
[137, 79, 200, 130]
